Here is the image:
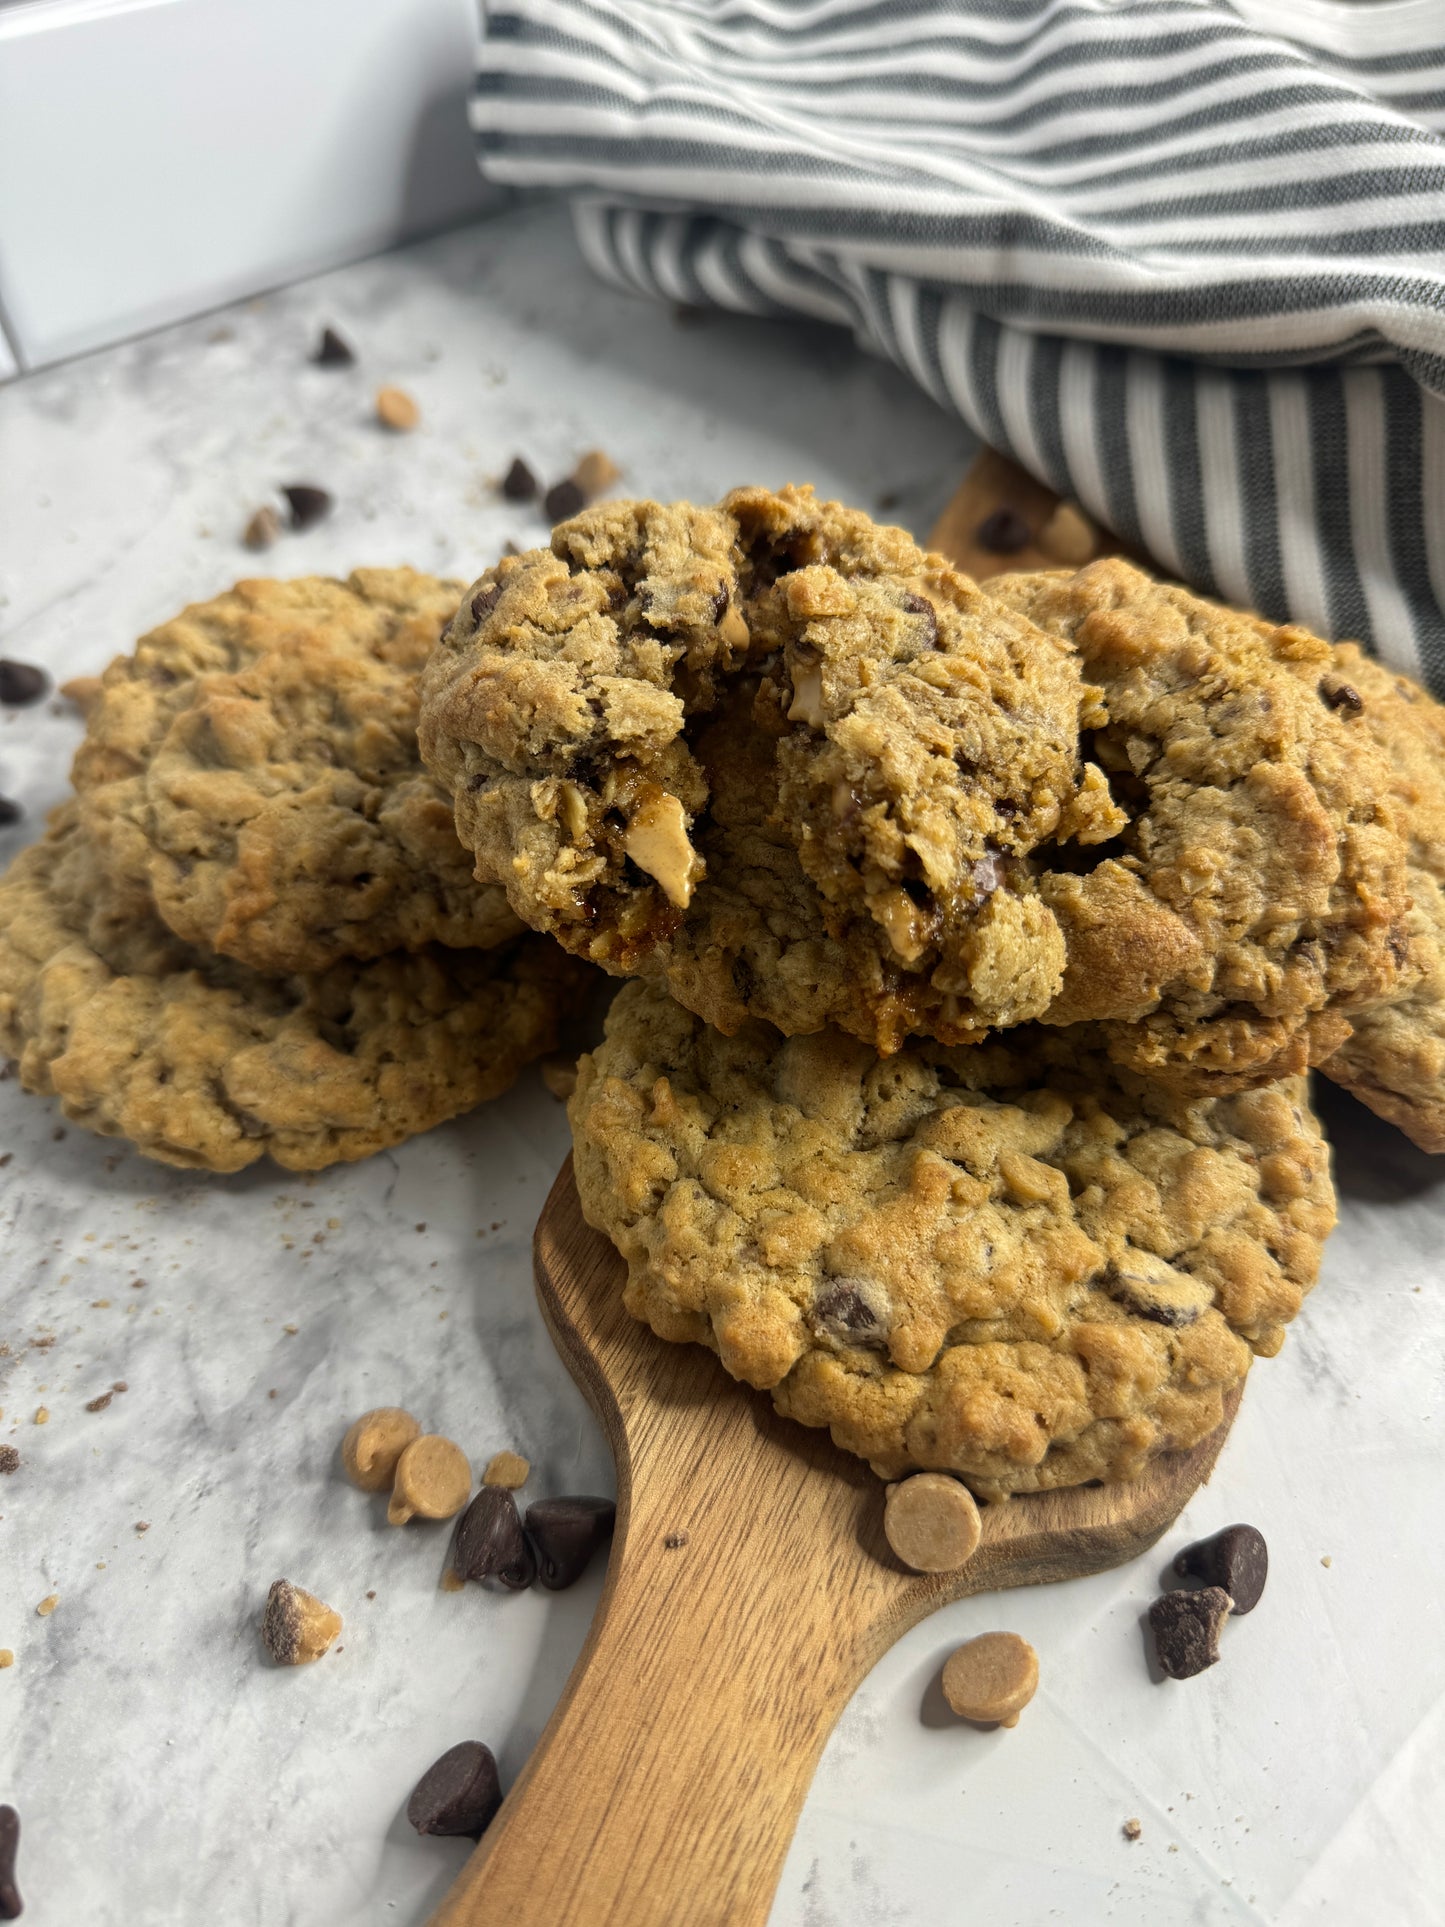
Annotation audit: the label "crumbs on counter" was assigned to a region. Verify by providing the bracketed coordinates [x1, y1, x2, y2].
[1122, 1817, 1143, 1843]
[260, 1580, 342, 1667]
[940, 1633, 1038, 1729]
[134, 1521, 150, 1534]
[84, 1393, 112, 1414]
[32, 1410, 47, 1427]
[0, 1449, 18, 1475]
[407, 1741, 503, 1841]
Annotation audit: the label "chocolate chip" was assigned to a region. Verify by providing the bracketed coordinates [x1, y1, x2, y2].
[312, 326, 355, 367]
[1148, 1586, 1232, 1679]
[0, 662, 49, 707]
[812, 1281, 883, 1348]
[974, 508, 1032, 554]
[543, 478, 587, 523]
[470, 583, 502, 624]
[406, 1741, 503, 1840]
[1173, 1524, 1268, 1614]
[0, 1804, 20, 1921]
[900, 592, 939, 646]
[1319, 678, 1364, 714]
[501, 457, 538, 502]
[524, 1496, 615, 1590]
[453, 1486, 535, 1591]
[0, 799, 21, 828]
[242, 505, 282, 551]
[281, 484, 333, 531]
[0, 1448, 17, 1474]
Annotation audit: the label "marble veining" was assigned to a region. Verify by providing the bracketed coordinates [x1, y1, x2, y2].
[0, 203, 1441, 1926]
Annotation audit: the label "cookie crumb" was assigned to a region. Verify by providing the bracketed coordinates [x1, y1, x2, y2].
[663, 1532, 689, 1551]
[1148, 1586, 1232, 1679]
[112, 1381, 127, 1394]
[33, 1408, 47, 1426]
[135, 1521, 150, 1533]
[35, 1594, 58, 1618]
[282, 1324, 298, 1336]
[1320, 1555, 1332, 1568]
[261, 1578, 341, 1665]
[242, 505, 282, 551]
[84, 1392, 112, 1413]
[1122, 1817, 1142, 1842]
[0, 1448, 18, 1475]
[482, 1451, 530, 1490]
[365, 1590, 376, 1600]
[376, 386, 419, 432]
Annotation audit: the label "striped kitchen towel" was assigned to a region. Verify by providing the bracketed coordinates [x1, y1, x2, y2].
[470, 0, 1445, 692]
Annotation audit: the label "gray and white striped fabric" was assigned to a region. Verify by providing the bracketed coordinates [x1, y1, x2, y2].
[471, 0, 1445, 691]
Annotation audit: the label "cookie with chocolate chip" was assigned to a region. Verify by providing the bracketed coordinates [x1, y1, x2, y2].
[1310, 645, 1445, 1151]
[568, 981, 1334, 1499]
[990, 561, 1413, 1089]
[0, 807, 581, 1173]
[420, 487, 1119, 1053]
[69, 569, 520, 974]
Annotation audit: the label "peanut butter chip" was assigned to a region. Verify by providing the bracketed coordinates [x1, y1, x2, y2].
[883, 1473, 982, 1572]
[786, 663, 825, 728]
[0, 1651, 13, 1669]
[623, 792, 703, 908]
[482, 1451, 531, 1490]
[387, 1434, 471, 1525]
[1037, 501, 1098, 566]
[35, 1595, 59, 1619]
[572, 449, 622, 499]
[261, 1579, 342, 1664]
[375, 386, 420, 432]
[341, 1407, 421, 1492]
[941, 1632, 1038, 1726]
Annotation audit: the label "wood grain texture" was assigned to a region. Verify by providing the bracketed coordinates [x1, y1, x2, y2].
[431, 1162, 1241, 1927]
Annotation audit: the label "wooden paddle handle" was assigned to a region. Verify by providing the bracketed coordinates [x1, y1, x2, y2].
[429, 1461, 888, 1927]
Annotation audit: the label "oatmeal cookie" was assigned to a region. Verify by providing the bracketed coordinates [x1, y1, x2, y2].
[420, 487, 1123, 1053]
[0, 808, 580, 1173]
[67, 570, 519, 973]
[570, 981, 1334, 1499]
[1310, 647, 1445, 1151]
[990, 561, 1412, 1088]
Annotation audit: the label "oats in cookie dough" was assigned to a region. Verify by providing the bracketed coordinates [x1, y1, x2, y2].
[1307, 646, 1445, 1152]
[569, 981, 1335, 1499]
[421, 486, 1124, 1054]
[68, 568, 521, 975]
[990, 561, 1413, 1091]
[0, 807, 585, 1173]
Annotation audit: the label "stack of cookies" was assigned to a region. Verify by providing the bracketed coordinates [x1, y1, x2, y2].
[419, 485, 1445, 1498]
[0, 569, 590, 1172]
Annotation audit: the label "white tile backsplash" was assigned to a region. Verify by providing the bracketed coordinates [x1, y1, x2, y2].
[0, 0, 500, 373]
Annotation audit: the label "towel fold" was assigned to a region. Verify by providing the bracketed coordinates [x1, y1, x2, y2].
[471, 0, 1445, 689]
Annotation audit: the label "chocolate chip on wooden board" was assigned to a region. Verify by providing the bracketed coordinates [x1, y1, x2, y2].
[973, 507, 1032, 554]
[1174, 1524, 1268, 1614]
[453, 1486, 536, 1590]
[407, 1741, 503, 1840]
[1148, 1586, 1232, 1679]
[312, 326, 356, 367]
[525, 1496, 616, 1590]
[0, 1804, 20, 1921]
[0, 662, 50, 708]
[281, 484, 333, 531]
[501, 457, 538, 502]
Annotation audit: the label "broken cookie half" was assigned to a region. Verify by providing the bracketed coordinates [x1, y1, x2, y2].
[419, 486, 1122, 1053]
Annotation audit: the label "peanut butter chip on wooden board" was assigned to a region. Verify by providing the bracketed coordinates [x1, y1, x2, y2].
[883, 1473, 982, 1572]
[941, 1632, 1039, 1727]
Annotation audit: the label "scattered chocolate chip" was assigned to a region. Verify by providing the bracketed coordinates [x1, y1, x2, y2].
[543, 478, 586, 523]
[525, 1496, 616, 1590]
[876, 489, 902, 512]
[84, 1392, 113, 1414]
[1319, 678, 1363, 714]
[242, 505, 282, 551]
[0, 1447, 18, 1474]
[0, 662, 50, 707]
[0, 1804, 20, 1920]
[313, 326, 355, 367]
[900, 591, 938, 647]
[406, 1741, 502, 1840]
[974, 507, 1032, 554]
[501, 457, 538, 502]
[281, 484, 333, 531]
[1173, 1524, 1267, 1614]
[453, 1486, 535, 1591]
[470, 583, 502, 624]
[663, 1532, 689, 1550]
[1148, 1585, 1232, 1679]
[0, 799, 21, 828]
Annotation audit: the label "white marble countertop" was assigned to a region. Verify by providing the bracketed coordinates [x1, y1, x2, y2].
[1, 202, 1442, 1927]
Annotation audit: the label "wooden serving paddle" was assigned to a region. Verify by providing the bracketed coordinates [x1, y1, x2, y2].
[431, 1161, 1240, 1927]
